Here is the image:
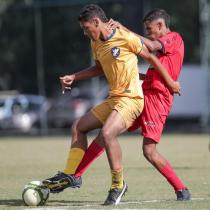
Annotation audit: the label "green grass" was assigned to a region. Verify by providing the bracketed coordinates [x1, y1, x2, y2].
[0, 134, 210, 210]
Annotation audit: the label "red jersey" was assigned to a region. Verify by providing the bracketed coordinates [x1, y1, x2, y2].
[142, 32, 184, 93]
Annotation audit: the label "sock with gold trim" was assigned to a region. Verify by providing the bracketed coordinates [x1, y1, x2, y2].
[111, 168, 123, 189]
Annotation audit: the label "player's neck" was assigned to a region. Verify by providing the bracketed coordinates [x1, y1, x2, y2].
[161, 28, 171, 36]
[100, 23, 115, 41]
[166, 28, 171, 33]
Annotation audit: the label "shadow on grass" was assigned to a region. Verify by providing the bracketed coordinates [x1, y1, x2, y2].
[0, 199, 24, 206]
[48, 200, 102, 206]
[0, 199, 102, 207]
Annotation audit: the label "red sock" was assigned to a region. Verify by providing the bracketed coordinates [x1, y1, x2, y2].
[74, 140, 104, 177]
[159, 162, 185, 192]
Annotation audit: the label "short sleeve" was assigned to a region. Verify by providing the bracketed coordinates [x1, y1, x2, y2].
[128, 32, 143, 54]
[158, 32, 183, 55]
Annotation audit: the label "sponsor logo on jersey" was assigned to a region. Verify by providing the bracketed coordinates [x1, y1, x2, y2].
[144, 121, 156, 127]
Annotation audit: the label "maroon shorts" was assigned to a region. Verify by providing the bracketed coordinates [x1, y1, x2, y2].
[128, 90, 173, 143]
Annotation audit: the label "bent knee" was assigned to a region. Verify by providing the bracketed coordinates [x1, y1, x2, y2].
[101, 128, 113, 144]
[71, 119, 79, 133]
[142, 145, 156, 161]
[143, 147, 151, 158]
[71, 119, 87, 135]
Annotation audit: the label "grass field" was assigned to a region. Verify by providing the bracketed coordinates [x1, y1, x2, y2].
[0, 134, 210, 210]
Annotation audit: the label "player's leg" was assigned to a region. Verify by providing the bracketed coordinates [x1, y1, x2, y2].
[142, 138, 191, 200]
[75, 114, 127, 179]
[64, 111, 102, 175]
[100, 109, 128, 205]
[73, 99, 115, 178]
[101, 97, 143, 205]
[141, 91, 191, 200]
[43, 111, 102, 192]
[101, 109, 126, 174]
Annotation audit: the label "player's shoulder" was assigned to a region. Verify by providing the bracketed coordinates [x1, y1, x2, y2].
[117, 27, 129, 35]
[163, 31, 183, 42]
[159, 32, 184, 48]
[117, 28, 139, 41]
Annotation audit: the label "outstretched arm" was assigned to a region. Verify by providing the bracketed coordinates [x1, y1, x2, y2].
[108, 19, 162, 52]
[60, 61, 104, 94]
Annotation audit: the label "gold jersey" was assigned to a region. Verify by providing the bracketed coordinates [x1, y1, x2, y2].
[91, 28, 143, 98]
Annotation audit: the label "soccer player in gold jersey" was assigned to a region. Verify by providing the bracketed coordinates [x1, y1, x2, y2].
[43, 4, 180, 205]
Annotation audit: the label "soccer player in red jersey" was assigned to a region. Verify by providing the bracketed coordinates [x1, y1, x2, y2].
[127, 9, 191, 200]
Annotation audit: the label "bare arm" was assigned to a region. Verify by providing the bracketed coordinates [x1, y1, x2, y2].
[60, 61, 104, 94]
[73, 61, 104, 81]
[139, 44, 180, 94]
[139, 36, 162, 52]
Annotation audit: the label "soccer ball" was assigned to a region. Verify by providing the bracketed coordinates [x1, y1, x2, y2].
[22, 181, 50, 206]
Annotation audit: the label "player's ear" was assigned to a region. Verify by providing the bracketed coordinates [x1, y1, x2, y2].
[157, 22, 162, 31]
[157, 20, 165, 31]
[93, 18, 100, 27]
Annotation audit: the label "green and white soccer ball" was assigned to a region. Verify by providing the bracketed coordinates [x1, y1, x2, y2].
[22, 181, 50, 206]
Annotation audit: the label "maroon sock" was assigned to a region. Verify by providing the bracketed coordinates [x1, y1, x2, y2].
[159, 162, 185, 192]
[74, 140, 104, 177]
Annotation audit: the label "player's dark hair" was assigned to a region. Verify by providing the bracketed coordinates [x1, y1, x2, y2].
[143, 8, 170, 28]
[78, 4, 108, 23]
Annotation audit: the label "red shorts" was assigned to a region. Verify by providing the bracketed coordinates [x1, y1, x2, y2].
[128, 90, 173, 143]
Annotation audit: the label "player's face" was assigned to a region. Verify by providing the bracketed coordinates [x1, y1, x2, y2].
[144, 20, 162, 40]
[80, 20, 100, 41]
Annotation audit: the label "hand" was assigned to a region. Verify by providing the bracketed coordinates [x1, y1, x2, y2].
[107, 19, 121, 30]
[171, 81, 181, 95]
[59, 74, 75, 94]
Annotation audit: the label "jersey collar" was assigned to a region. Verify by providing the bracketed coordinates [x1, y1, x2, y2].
[101, 29, 116, 42]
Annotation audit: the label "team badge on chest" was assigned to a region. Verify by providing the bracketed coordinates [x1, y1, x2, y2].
[111, 47, 120, 58]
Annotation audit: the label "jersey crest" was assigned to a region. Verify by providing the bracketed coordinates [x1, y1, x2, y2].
[111, 47, 120, 58]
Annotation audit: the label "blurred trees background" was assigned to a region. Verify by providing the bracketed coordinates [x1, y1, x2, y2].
[0, 0, 202, 96]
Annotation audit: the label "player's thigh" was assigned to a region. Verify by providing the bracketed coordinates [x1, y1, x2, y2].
[102, 97, 144, 137]
[102, 109, 127, 138]
[76, 111, 103, 133]
[113, 97, 144, 129]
